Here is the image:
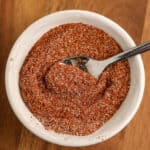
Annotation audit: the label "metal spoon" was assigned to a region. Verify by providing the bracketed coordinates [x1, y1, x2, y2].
[61, 41, 150, 79]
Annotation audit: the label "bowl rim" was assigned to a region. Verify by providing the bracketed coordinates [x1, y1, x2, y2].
[5, 9, 145, 147]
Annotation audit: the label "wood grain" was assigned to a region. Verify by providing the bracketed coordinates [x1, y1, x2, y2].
[0, 0, 150, 150]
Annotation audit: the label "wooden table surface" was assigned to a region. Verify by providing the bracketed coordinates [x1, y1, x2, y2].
[0, 0, 150, 149]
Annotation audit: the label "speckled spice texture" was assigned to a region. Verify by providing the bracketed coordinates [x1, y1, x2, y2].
[19, 23, 130, 136]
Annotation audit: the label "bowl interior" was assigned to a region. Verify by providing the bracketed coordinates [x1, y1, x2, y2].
[5, 10, 145, 147]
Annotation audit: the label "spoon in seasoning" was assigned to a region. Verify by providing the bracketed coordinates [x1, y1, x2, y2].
[61, 41, 150, 79]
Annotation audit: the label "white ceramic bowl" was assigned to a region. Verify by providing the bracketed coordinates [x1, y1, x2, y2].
[5, 10, 145, 147]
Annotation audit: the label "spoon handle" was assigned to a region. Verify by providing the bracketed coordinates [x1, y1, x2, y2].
[106, 41, 150, 65]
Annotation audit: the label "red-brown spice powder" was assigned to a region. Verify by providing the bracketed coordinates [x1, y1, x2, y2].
[19, 23, 130, 135]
